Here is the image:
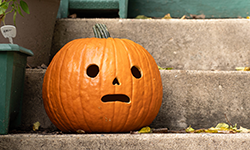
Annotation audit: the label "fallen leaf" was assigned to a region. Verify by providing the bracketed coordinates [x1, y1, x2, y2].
[180, 15, 186, 19]
[135, 15, 152, 19]
[76, 129, 85, 134]
[185, 126, 195, 132]
[185, 123, 244, 134]
[69, 13, 77, 18]
[238, 126, 250, 133]
[33, 121, 40, 131]
[215, 123, 229, 129]
[193, 129, 206, 133]
[162, 13, 172, 19]
[235, 67, 250, 71]
[205, 127, 219, 133]
[158, 66, 173, 70]
[138, 126, 152, 133]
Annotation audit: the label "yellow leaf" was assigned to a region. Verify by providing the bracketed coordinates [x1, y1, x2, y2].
[235, 67, 250, 71]
[194, 129, 205, 133]
[244, 67, 250, 71]
[180, 15, 186, 19]
[230, 124, 237, 130]
[138, 126, 152, 133]
[239, 126, 250, 133]
[158, 66, 173, 70]
[33, 121, 40, 131]
[205, 127, 218, 133]
[162, 13, 172, 19]
[215, 123, 229, 129]
[185, 126, 195, 132]
[135, 15, 152, 19]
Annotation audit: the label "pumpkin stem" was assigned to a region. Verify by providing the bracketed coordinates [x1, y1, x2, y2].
[93, 24, 111, 38]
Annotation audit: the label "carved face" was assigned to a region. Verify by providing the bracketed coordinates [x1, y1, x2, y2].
[43, 38, 162, 133]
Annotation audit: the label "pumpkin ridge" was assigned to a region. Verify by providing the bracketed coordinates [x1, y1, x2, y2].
[78, 38, 97, 132]
[130, 40, 146, 131]
[117, 39, 135, 132]
[122, 39, 147, 131]
[68, 40, 88, 130]
[112, 38, 131, 132]
[46, 43, 74, 132]
[43, 57, 68, 131]
[137, 44, 159, 127]
[52, 43, 77, 131]
[99, 38, 106, 132]
[99, 38, 116, 132]
[111, 38, 116, 132]
[58, 41, 79, 131]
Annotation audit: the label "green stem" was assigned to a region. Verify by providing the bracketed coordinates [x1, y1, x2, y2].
[92, 23, 111, 38]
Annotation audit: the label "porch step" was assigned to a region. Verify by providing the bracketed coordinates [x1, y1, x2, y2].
[51, 18, 250, 71]
[20, 18, 250, 131]
[2, 18, 250, 149]
[22, 69, 250, 131]
[1, 133, 250, 150]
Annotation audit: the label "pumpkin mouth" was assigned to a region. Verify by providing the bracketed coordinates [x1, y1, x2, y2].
[101, 94, 130, 103]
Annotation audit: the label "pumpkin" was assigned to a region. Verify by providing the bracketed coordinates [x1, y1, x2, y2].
[42, 24, 163, 133]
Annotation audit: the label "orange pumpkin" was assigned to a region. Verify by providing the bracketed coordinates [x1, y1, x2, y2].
[42, 24, 162, 132]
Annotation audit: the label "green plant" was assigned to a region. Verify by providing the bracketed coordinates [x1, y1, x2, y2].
[0, 0, 29, 25]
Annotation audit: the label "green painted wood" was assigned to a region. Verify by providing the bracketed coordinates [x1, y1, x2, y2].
[69, 0, 119, 9]
[128, 0, 250, 18]
[57, 0, 69, 18]
[57, 0, 128, 18]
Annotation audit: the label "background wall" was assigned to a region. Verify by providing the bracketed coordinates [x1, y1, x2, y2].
[0, 0, 60, 67]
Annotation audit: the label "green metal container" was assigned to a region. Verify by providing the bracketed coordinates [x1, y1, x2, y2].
[0, 44, 33, 134]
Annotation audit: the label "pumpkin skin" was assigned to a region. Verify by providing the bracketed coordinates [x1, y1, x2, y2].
[42, 37, 163, 133]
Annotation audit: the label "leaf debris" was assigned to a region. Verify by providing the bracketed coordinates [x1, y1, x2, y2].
[158, 66, 173, 70]
[33, 121, 40, 131]
[131, 127, 168, 134]
[235, 67, 250, 71]
[131, 123, 250, 134]
[186, 123, 250, 133]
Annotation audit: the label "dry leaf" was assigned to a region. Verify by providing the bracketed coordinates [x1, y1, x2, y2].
[135, 15, 151, 19]
[185, 126, 195, 132]
[138, 126, 152, 133]
[162, 13, 172, 19]
[238, 126, 250, 133]
[33, 121, 40, 131]
[69, 13, 77, 18]
[76, 129, 85, 134]
[235, 67, 250, 71]
[185, 123, 250, 133]
[180, 15, 186, 19]
[158, 66, 173, 70]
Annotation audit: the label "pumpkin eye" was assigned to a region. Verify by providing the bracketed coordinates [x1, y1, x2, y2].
[87, 64, 99, 78]
[131, 66, 142, 79]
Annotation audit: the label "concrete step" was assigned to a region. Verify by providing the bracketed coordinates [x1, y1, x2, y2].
[51, 19, 250, 71]
[22, 69, 250, 131]
[1, 133, 250, 150]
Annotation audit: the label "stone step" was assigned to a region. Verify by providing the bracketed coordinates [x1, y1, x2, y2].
[1, 133, 250, 150]
[51, 19, 250, 71]
[22, 69, 250, 131]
